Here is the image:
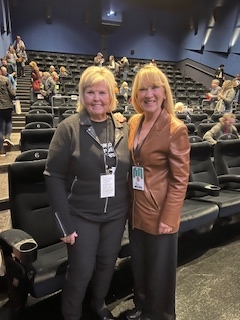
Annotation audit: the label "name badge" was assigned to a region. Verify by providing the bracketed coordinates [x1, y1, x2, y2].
[100, 173, 115, 198]
[132, 166, 144, 191]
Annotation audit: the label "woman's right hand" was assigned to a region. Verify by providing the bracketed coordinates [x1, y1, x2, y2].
[61, 231, 78, 245]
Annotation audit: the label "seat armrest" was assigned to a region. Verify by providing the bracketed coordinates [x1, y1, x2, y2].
[187, 182, 220, 196]
[218, 174, 240, 184]
[0, 229, 38, 265]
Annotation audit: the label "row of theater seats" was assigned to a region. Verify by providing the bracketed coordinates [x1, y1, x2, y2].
[1, 138, 240, 317]
[19, 101, 78, 152]
[177, 111, 240, 139]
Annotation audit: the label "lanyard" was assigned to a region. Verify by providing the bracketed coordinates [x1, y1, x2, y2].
[133, 109, 162, 165]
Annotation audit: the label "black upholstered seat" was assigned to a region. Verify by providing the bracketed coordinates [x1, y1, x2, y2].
[191, 113, 208, 129]
[0, 160, 68, 315]
[25, 113, 54, 127]
[189, 141, 240, 219]
[197, 122, 216, 138]
[15, 149, 49, 161]
[214, 139, 240, 190]
[20, 128, 56, 151]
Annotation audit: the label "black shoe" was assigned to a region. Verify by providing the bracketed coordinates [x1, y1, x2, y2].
[126, 308, 142, 320]
[96, 308, 115, 320]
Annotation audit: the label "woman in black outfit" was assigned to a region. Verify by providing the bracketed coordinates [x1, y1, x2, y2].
[44, 66, 130, 320]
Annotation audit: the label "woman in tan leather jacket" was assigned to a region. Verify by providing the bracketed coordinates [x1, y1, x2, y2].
[126, 65, 190, 320]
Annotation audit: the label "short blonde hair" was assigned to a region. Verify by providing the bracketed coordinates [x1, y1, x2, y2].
[29, 61, 38, 69]
[219, 113, 236, 124]
[131, 64, 175, 115]
[77, 66, 117, 112]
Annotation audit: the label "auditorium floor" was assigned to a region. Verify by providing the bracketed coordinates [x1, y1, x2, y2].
[0, 133, 240, 320]
[0, 218, 240, 320]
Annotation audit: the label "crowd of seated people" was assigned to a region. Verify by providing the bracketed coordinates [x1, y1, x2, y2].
[3, 42, 238, 116]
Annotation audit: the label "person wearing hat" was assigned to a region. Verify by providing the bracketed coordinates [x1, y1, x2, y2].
[94, 52, 105, 66]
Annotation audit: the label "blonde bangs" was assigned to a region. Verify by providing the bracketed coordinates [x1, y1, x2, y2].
[77, 66, 117, 112]
[132, 64, 174, 115]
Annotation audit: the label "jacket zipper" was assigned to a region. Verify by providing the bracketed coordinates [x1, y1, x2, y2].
[67, 176, 77, 200]
[87, 125, 123, 214]
[54, 212, 67, 237]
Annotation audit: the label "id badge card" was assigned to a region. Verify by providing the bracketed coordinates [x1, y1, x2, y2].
[132, 166, 144, 191]
[100, 173, 115, 198]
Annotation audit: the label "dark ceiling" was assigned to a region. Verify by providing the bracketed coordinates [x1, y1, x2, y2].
[122, 0, 215, 12]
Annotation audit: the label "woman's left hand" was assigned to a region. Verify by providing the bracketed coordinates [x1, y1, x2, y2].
[114, 112, 127, 123]
[159, 222, 173, 234]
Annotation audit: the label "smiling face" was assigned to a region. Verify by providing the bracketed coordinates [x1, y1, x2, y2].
[137, 83, 166, 116]
[84, 81, 110, 121]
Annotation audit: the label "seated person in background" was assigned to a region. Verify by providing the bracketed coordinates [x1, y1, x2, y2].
[114, 81, 119, 94]
[149, 58, 157, 66]
[51, 71, 60, 84]
[93, 52, 104, 66]
[174, 102, 192, 122]
[59, 66, 69, 77]
[133, 62, 141, 73]
[51, 71, 61, 93]
[214, 80, 236, 113]
[120, 81, 131, 101]
[206, 79, 221, 108]
[49, 65, 56, 75]
[203, 113, 239, 145]
[41, 72, 56, 103]
[232, 74, 240, 103]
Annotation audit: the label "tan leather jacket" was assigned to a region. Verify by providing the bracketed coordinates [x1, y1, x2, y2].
[128, 109, 190, 235]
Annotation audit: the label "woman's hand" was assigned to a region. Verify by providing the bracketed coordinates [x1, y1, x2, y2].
[61, 231, 78, 245]
[158, 222, 173, 234]
[114, 112, 127, 123]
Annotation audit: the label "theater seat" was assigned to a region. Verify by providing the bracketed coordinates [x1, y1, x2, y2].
[20, 128, 56, 152]
[15, 149, 49, 161]
[25, 113, 54, 127]
[214, 139, 240, 190]
[189, 141, 240, 219]
[0, 159, 132, 317]
[0, 160, 68, 316]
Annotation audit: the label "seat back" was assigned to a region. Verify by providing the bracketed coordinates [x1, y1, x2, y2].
[191, 113, 208, 129]
[28, 109, 47, 114]
[15, 149, 49, 161]
[185, 123, 197, 136]
[214, 139, 240, 189]
[197, 122, 216, 138]
[211, 113, 223, 123]
[30, 105, 53, 114]
[25, 122, 52, 129]
[8, 160, 60, 248]
[20, 128, 56, 152]
[188, 135, 203, 143]
[218, 133, 238, 141]
[189, 141, 219, 197]
[58, 106, 77, 122]
[25, 113, 54, 127]
[32, 100, 50, 106]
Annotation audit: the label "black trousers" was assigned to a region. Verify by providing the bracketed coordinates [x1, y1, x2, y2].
[62, 214, 126, 320]
[129, 228, 178, 320]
